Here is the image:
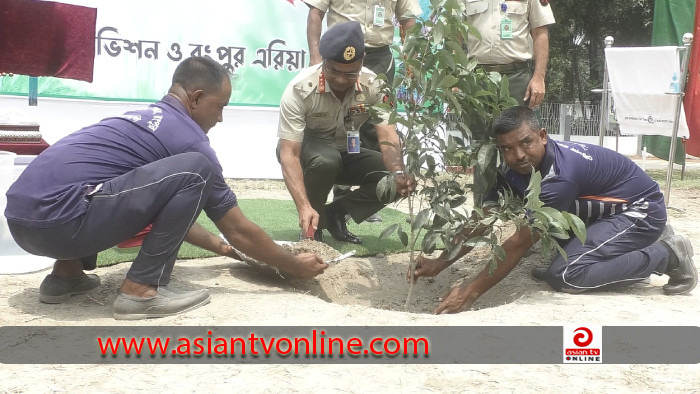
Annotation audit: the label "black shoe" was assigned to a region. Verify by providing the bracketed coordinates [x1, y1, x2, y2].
[365, 213, 383, 223]
[657, 223, 675, 242]
[325, 204, 362, 244]
[113, 287, 211, 320]
[531, 266, 549, 281]
[39, 273, 101, 304]
[661, 234, 698, 295]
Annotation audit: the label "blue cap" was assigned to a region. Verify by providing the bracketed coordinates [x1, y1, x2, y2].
[319, 21, 365, 64]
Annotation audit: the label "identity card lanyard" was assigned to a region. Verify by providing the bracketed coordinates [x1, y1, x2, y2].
[347, 118, 360, 154]
[374, 2, 385, 27]
[500, 2, 513, 39]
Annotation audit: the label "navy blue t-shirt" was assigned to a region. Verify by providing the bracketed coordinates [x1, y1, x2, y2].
[5, 95, 237, 228]
[486, 137, 666, 222]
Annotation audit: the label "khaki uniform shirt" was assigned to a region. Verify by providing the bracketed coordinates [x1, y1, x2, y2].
[305, 0, 422, 47]
[278, 64, 390, 151]
[464, 0, 555, 64]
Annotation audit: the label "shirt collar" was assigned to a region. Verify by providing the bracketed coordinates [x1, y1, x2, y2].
[317, 68, 363, 95]
[160, 93, 188, 115]
[538, 136, 556, 175]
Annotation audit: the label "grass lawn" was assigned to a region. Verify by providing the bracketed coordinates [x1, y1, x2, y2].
[97, 199, 415, 267]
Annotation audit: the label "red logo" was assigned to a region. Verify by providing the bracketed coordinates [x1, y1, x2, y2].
[573, 327, 593, 347]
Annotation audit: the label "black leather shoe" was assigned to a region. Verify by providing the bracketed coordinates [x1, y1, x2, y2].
[657, 223, 675, 242]
[325, 205, 362, 244]
[365, 213, 383, 223]
[662, 234, 698, 295]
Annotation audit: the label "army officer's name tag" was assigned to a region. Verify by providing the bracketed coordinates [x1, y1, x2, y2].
[374, 5, 385, 27]
[500, 18, 513, 39]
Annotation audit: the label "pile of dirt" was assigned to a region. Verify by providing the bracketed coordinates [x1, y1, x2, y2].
[283, 239, 341, 260]
[283, 243, 553, 314]
[226, 238, 554, 314]
[236, 239, 342, 279]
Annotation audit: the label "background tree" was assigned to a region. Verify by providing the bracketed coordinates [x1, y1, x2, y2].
[547, 0, 655, 103]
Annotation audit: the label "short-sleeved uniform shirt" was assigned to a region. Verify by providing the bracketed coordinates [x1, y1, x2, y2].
[305, 0, 422, 47]
[277, 64, 390, 151]
[486, 137, 666, 223]
[5, 95, 237, 228]
[464, 0, 555, 64]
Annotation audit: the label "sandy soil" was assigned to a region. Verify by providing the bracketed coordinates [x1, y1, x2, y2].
[1, 179, 699, 393]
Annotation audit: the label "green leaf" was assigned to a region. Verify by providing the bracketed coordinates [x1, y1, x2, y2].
[493, 244, 506, 263]
[444, 41, 470, 67]
[412, 208, 432, 232]
[445, 196, 466, 210]
[398, 226, 409, 246]
[487, 257, 498, 276]
[437, 48, 457, 70]
[499, 74, 511, 98]
[433, 203, 451, 220]
[475, 144, 496, 181]
[422, 231, 440, 254]
[378, 223, 399, 240]
[445, 238, 465, 261]
[432, 22, 445, 44]
[437, 75, 459, 89]
[563, 212, 587, 244]
[376, 174, 396, 201]
[432, 214, 448, 229]
[554, 242, 568, 262]
[540, 207, 567, 230]
[524, 169, 544, 210]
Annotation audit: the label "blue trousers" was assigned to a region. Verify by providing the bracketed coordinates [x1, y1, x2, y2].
[9, 152, 214, 286]
[542, 212, 670, 292]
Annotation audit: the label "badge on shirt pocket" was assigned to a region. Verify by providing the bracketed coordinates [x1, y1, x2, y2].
[374, 5, 385, 27]
[347, 130, 360, 154]
[344, 114, 361, 154]
[500, 18, 513, 39]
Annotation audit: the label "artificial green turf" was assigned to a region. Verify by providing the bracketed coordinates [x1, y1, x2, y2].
[96, 199, 414, 267]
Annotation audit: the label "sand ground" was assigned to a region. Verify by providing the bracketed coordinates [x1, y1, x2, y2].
[1, 180, 699, 393]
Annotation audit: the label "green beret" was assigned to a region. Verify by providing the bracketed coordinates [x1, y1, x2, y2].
[319, 21, 365, 64]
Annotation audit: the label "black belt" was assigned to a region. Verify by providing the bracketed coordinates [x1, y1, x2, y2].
[365, 45, 390, 54]
[478, 61, 530, 73]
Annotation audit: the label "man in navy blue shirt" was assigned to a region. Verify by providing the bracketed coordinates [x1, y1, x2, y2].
[5, 57, 327, 320]
[412, 106, 697, 314]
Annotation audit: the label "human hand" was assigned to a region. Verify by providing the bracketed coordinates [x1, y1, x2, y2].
[299, 206, 319, 239]
[408, 255, 452, 282]
[433, 285, 479, 314]
[287, 252, 328, 279]
[524, 77, 546, 108]
[395, 173, 416, 197]
[219, 241, 243, 260]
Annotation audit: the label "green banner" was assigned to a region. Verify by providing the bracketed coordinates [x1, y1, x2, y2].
[0, 0, 310, 106]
